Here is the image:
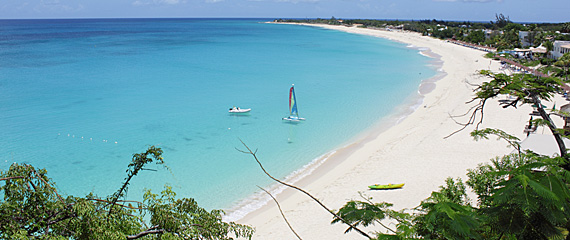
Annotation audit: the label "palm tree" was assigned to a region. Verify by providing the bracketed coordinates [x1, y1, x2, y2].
[544, 40, 554, 60]
[556, 53, 570, 82]
[562, 22, 570, 33]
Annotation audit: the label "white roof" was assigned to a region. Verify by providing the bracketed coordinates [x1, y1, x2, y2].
[514, 48, 532, 52]
[530, 46, 547, 53]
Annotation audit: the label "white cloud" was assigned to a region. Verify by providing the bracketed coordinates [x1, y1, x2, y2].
[275, 0, 320, 3]
[160, 0, 181, 4]
[205, 0, 224, 3]
[132, 0, 149, 6]
[34, 0, 84, 12]
[433, 0, 503, 2]
[132, 0, 184, 6]
[243, 0, 319, 2]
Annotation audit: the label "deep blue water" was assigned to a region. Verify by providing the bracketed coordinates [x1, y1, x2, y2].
[0, 18, 436, 216]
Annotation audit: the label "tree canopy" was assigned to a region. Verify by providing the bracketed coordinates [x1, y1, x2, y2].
[0, 146, 254, 239]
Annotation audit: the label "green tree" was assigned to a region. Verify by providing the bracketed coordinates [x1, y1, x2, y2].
[562, 22, 570, 33]
[467, 30, 485, 44]
[555, 52, 570, 82]
[544, 39, 554, 53]
[0, 146, 254, 239]
[493, 13, 511, 29]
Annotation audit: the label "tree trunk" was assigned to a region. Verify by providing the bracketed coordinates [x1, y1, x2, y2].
[531, 93, 570, 170]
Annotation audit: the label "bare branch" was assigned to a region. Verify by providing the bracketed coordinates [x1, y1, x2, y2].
[445, 99, 486, 139]
[0, 176, 26, 181]
[27, 164, 64, 203]
[238, 140, 373, 239]
[258, 186, 302, 240]
[449, 103, 483, 118]
[88, 198, 147, 210]
[127, 225, 165, 239]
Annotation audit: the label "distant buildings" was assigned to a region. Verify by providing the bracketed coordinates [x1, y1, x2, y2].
[519, 31, 532, 47]
[551, 41, 570, 59]
[485, 29, 502, 40]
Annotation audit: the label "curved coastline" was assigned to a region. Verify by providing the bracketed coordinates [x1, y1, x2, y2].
[235, 23, 533, 239]
[224, 23, 445, 222]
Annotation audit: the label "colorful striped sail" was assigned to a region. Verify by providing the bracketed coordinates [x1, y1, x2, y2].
[283, 84, 305, 121]
[289, 85, 298, 116]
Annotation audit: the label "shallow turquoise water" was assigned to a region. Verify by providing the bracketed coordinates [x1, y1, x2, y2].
[0, 18, 436, 212]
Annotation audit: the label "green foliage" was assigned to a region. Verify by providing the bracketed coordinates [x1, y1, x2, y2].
[494, 13, 511, 29]
[482, 156, 570, 239]
[413, 178, 481, 240]
[466, 30, 485, 44]
[0, 146, 254, 239]
[471, 128, 521, 151]
[476, 70, 561, 106]
[555, 53, 570, 82]
[109, 145, 164, 216]
[466, 153, 537, 207]
[562, 22, 570, 33]
[144, 186, 254, 239]
[277, 17, 568, 52]
[541, 57, 556, 66]
[432, 28, 454, 39]
[332, 194, 415, 239]
[332, 200, 392, 233]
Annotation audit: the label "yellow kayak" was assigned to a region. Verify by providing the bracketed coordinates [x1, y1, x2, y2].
[368, 183, 405, 190]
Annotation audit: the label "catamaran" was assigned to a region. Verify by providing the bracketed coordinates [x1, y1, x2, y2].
[282, 84, 305, 122]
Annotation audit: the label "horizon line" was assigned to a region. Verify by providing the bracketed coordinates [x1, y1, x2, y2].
[0, 17, 566, 24]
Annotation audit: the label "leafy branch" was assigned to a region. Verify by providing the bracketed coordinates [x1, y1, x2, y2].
[108, 145, 164, 216]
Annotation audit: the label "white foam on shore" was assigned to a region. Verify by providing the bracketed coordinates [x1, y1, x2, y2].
[223, 150, 336, 222]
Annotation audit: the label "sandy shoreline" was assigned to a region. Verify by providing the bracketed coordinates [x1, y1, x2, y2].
[236, 23, 536, 239]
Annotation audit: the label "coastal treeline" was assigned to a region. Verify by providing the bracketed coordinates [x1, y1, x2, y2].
[277, 15, 570, 86]
[276, 15, 570, 49]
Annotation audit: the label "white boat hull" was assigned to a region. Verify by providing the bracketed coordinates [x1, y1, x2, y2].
[282, 116, 305, 121]
[229, 108, 251, 113]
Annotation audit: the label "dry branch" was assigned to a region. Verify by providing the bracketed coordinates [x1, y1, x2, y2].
[238, 140, 373, 239]
[258, 186, 302, 240]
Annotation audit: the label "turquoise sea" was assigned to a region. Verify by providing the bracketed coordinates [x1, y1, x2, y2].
[0, 18, 436, 219]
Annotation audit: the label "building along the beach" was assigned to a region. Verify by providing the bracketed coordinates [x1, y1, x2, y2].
[519, 31, 532, 47]
[484, 29, 502, 40]
[551, 40, 570, 59]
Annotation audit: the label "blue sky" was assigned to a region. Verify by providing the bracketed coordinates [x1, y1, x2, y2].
[1, 0, 568, 23]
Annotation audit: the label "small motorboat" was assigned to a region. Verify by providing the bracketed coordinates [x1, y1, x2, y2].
[368, 183, 405, 190]
[229, 107, 251, 113]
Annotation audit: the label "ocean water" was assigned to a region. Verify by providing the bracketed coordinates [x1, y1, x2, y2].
[0, 18, 436, 217]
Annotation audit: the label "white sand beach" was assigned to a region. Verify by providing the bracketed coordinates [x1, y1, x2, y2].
[237, 23, 547, 239]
